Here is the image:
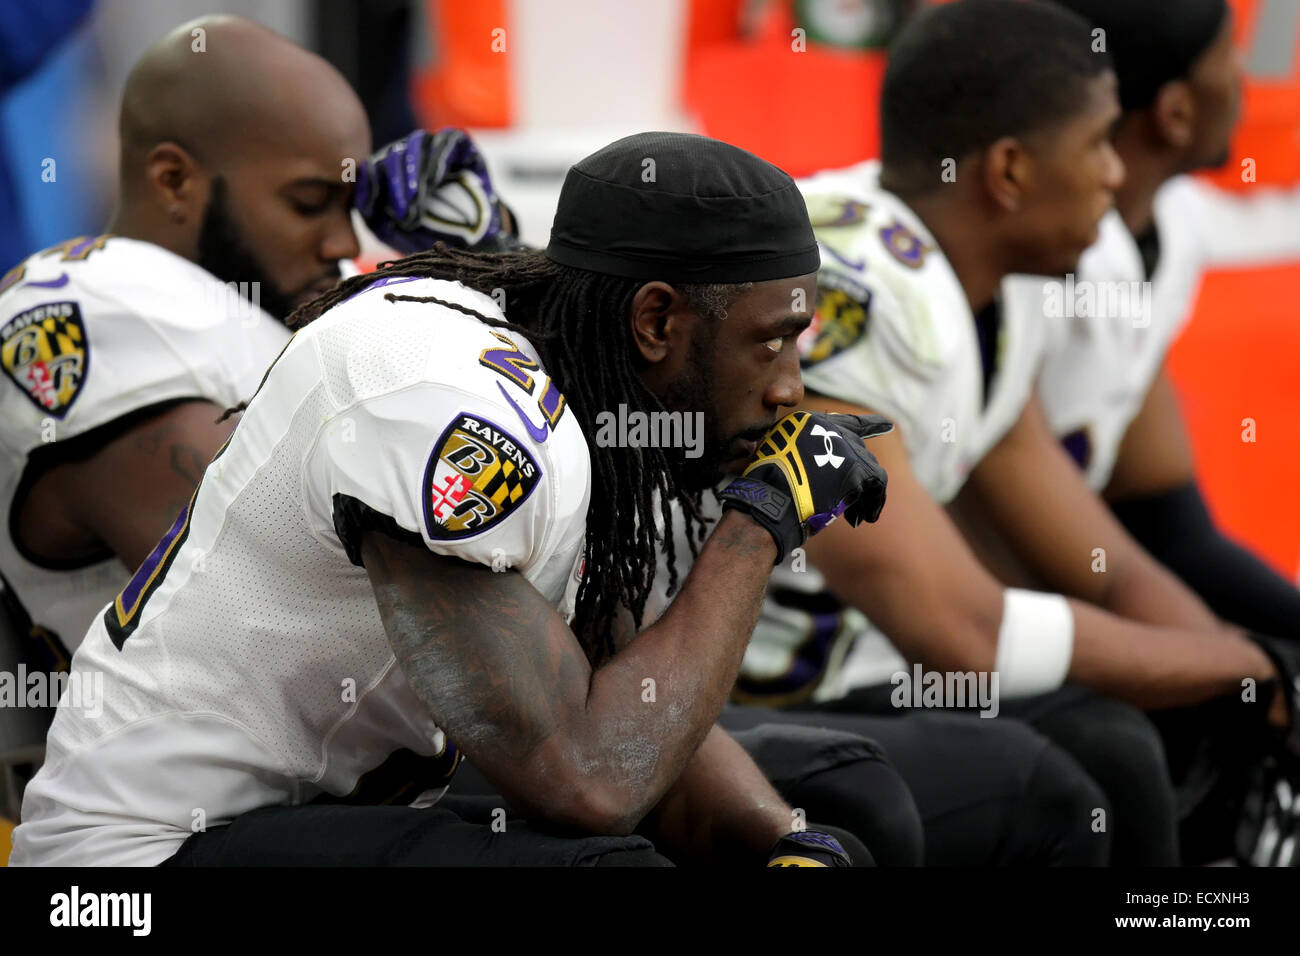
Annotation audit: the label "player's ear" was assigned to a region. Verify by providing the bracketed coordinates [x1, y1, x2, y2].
[1151, 79, 1196, 151]
[628, 281, 682, 366]
[143, 142, 204, 223]
[983, 136, 1029, 213]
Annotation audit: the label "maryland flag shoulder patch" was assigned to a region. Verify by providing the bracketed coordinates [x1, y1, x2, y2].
[1, 300, 89, 418]
[423, 412, 542, 540]
[800, 277, 873, 368]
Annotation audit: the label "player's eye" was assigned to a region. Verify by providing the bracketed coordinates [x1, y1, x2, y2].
[763, 336, 785, 353]
[286, 185, 335, 217]
[290, 197, 330, 216]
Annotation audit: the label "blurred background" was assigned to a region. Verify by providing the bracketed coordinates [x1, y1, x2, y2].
[2, 0, 1298, 574]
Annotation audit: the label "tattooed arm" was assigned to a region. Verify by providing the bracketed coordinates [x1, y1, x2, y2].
[580, 604, 793, 862]
[361, 509, 778, 836]
[14, 400, 233, 572]
[589, 598, 792, 861]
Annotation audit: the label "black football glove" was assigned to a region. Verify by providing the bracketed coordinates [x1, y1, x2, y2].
[718, 411, 892, 564]
[1248, 633, 1300, 758]
[1230, 634, 1300, 866]
[766, 829, 854, 867]
[1236, 754, 1300, 866]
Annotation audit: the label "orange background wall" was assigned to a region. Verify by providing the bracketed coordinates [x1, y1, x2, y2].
[1168, 264, 1300, 579]
[1171, 0, 1300, 578]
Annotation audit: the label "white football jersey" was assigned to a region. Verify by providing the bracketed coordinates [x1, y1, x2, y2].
[0, 235, 289, 653]
[1025, 176, 1300, 490]
[11, 278, 591, 866]
[796, 161, 1046, 503]
[734, 162, 1048, 700]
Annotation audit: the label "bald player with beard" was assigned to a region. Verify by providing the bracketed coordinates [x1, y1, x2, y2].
[0, 17, 359, 668]
[0, 16, 514, 667]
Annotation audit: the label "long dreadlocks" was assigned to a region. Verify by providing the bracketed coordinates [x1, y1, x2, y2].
[284, 244, 750, 663]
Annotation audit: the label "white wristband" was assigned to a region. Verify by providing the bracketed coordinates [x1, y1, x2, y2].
[994, 589, 1074, 698]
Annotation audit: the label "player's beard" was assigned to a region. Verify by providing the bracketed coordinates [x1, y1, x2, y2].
[657, 324, 729, 492]
[1203, 146, 1233, 171]
[196, 176, 299, 322]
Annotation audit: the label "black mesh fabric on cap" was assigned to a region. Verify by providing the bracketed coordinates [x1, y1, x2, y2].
[1046, 0, 1228, 111]
[545, 131, 821, 283]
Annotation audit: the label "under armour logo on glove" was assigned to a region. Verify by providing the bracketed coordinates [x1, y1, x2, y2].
[718, 410, 893, 564]
[811, 424, 844, 469]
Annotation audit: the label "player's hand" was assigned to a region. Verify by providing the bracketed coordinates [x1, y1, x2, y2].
[718, 411, 891, 564]
[1250, 633, 1300, 751]
[766, 830, 854, 867]
[1268, 684, 1289, 730]
[354, 128, 522, 254]
[1235, 636, 1300, 866]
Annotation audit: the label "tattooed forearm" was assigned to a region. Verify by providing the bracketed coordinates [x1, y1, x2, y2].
[704, 509, 776, 560]
[88, 401, 232, 571]
[158, 446, 209, 517]
[170, 444, 208, 488]
[364, 533, 591, 761]
[133, 418, 177, 456]
[361, 506, 778, 832]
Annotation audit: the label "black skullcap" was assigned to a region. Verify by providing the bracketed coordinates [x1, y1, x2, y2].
[1046, 0, 1228, 111]
[546, 131, 820, 284]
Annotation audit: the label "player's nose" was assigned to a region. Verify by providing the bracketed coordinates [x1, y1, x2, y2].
[320, 208, 361, 263]
[1102, 142, 1126, 194]
[766, 350, 804, 411]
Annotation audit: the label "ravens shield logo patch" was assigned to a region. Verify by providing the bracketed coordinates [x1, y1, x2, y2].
[800, 285, 873, 367]
[879, 218, 930, 269]
[423, 413, 542, 540]
[1, 301, 89, 418]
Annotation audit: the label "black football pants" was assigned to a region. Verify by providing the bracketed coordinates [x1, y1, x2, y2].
[799, 683, 1179, 865]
